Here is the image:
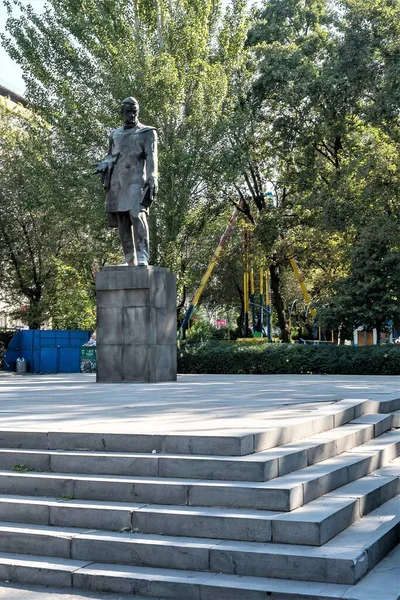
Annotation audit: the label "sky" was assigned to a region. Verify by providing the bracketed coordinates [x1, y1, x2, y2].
[1, 0, 45, 93]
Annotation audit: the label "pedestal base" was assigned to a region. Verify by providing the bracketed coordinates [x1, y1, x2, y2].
[96, 266, 177, 383]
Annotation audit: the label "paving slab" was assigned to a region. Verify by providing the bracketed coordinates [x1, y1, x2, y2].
[0, 372, 398, 434]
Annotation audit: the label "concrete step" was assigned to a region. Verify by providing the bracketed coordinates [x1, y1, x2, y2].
[0, 495, 145, 532]
[0, 494, 398, 585]
[271, 459, 400, 545]
[0, 460, 397, 545]
[0, 430, 254, 457]
[0, 495, 276, 542]
[0, 553, 89, 589]
[391, 409, 400, 427]
[0, 582, 162, 600]
[2, 546, 399, 599]
[128, 459, 400, 544]
[341, 544, 400, 600]
[0, 552, 354, 599]
[207, 495, 400, 585]
[351, 412, 395, 437]
[0, 421, 383, 482]
[369, 397, 400, 413]
[0, 430, 398, 511]
[0, 398, 397, 598]
[0, 523, 218, 572]
[0, 397, 390, 457]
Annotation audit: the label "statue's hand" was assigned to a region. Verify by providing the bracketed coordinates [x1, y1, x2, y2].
[146, 176, 159, 196]
[93, 161, 108, 175]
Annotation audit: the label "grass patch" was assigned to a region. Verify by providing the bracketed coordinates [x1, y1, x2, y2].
[12, 463, 43, 473]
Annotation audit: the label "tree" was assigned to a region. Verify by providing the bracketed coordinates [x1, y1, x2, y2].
[319, 218, 400, 336]
[0, 99, 68, 328]
[3, 0, 399, 340]
[242, 0, 400, 340]
[48, 261, 96, 330]
[0, 98, 117, 328]
[2, 0, 249, 274]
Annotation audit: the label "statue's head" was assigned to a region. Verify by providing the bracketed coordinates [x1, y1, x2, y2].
[120, 97, 139, 126]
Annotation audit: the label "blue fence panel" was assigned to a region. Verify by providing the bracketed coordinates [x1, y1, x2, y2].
[59, 347, 81, 373]
[3, 330, 91, 373]
[40, 346, 58, 373]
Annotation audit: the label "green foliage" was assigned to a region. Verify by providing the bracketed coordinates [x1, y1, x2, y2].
[2, 0, 250, 269]
[1, 0, 399, 336]
[185, 321, 237, 343]
[185, 319, 216, 343]
[12, 464, 42, 473]
[48, 261, 96, 330]
[0, 99, 115, 329]
[178, 342, 400, 375]
[0, 330, 13, 369]
[318, 218, 400, 331]
[1, 0, 254, 329]
[0, 330, 16, 349]
[0, 99, 68, 328]
[12, 464, 32, 473]
[244, 0, 400, 333]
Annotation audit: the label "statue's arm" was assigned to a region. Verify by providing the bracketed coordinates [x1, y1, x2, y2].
[107, 133, 113, 156]
[144, 129, 158, 192]
[94, 132, 115, 191]
[94, 132, 114, 173]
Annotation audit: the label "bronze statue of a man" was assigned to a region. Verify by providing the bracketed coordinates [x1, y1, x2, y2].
[96, 97, 158, 266]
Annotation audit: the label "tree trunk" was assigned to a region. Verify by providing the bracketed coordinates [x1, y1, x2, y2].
[269, 262, 290, 343]
[233, 277, 245, 337]
[25, 294, 44, 330]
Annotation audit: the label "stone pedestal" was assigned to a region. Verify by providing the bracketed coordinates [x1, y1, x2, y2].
[95, 266, 177, 383]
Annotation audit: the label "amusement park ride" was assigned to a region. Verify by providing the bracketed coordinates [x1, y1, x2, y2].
[179, 194, 317, 342]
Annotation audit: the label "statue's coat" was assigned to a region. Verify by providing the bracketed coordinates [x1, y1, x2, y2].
[103, 122, 158, 228]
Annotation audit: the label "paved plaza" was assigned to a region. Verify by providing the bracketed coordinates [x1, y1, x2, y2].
[0, 372, 399, 434]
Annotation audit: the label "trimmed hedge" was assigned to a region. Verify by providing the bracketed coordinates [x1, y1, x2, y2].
[178, 342, 400, 375]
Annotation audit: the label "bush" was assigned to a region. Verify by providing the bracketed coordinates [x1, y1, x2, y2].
[0, 329, 16, 349]
[0, 329, 16, 369]
[178, 342, 400, 375]
[185, 321, 215, 343]
[185, 322, 240, 343]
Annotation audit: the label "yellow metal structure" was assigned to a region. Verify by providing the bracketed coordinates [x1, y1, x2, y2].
[180, 199, 244, 337]
[286, 252, 317, 318]
[243, 271, 249, 313]
[191, 245, 222, 308]
[265, 271, 270, 306]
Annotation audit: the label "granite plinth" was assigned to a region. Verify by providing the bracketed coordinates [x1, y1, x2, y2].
[96, 266, 177, 383]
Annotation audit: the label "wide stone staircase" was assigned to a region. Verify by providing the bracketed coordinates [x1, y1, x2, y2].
[0, 396, 399, 599]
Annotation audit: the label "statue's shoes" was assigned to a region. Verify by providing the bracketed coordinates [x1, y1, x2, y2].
[137, 251, 149, 266]
[118, 260, 136, 266]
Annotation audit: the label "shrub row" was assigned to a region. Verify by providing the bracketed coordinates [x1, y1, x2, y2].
[178, 342, 400, 375]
